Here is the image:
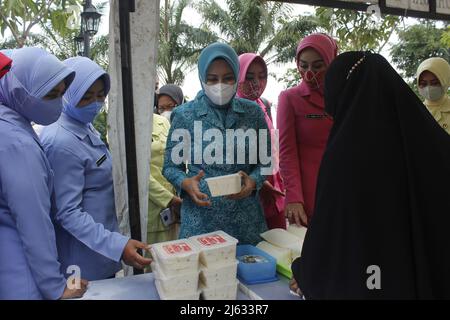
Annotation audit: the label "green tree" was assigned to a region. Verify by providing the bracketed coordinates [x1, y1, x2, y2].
[0, 0, 82, 48]
[159, 0, 218, 85]
[390, 21, 449, 81]
[276, 7, 401, 88]
[196, 0, 318, 64]
[442, 25, 450, 48]
[316, 7, 400, 53]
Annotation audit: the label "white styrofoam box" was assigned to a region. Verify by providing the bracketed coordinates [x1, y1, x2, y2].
[260, 228, 303, 260]
[199, 260, 238, 287]
[201, 280, 239, 300]
[205, 173, 241, 197]
[256, 241, 292, 266]
[155, 279, 201, 300]
[151, 262, 199, 296]
[150, 239, 200, 275]
[189, 230, 239, 267]
[286, 225, 308, 240]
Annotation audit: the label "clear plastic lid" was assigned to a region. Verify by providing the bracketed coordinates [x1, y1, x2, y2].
[152, 239, 199, 259]
[189, 230, 238, 251]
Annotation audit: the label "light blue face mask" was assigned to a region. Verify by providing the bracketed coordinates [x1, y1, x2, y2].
[65, 99, 103, 124]
[7, 72, 64, 125]
[29, 96, 63, 125]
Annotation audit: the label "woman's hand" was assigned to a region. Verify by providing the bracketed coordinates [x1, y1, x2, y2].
[122, 239, 152, 269]
[60, 279, 89, 299]
[262, 180, 286, 197]
[181, 170, 211, 206]
[285, 202, 308, 227]
[289, 277, 303, 298]
[169, 195, 182, 222]
[227, 171, 256, 200]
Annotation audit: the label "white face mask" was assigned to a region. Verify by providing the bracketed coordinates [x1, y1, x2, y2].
[203, 82, 236, 106]
[419, 85, 445, 102]
[160, 110, 172, 122]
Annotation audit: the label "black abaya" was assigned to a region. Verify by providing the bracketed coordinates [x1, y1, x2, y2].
[293, 52, 450, 299]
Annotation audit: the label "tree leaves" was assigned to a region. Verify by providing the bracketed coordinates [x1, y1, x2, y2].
[390, 21, 449, 81]
[0, 0, 82, 48]
[196, 0, 317, 64]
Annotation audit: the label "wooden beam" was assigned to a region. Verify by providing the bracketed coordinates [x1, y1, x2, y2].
[271, 0, 450, 21]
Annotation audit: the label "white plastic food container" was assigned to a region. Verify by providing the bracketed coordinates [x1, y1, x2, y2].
[155, 279, 201, 300]
[151, 262, 199, 296]
[260, 228, 303, 260]
[205, 173, 241, 197]
[150, 239, 200, 274]
[201, 280, 239, 300]
[189, 231, 239, 267]
[199, 260, 238, 287]
[287, 225, 308, 240]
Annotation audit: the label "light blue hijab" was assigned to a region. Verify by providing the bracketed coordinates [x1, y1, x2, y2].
[0, 47, 75, 124]
[197, 42, 240, 110]
[62, 56, 110, 124]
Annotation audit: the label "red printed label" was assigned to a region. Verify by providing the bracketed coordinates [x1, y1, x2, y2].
[162, 242, 192, 255]
[197, 234, 227, 246]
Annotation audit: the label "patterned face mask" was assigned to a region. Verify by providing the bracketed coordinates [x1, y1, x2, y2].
[300, 69, 326, 91]
[238, 79, 267, 101]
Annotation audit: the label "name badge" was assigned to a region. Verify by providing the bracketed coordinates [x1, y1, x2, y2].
[305, 113, 328, 119]
[96, 154, 107, 167]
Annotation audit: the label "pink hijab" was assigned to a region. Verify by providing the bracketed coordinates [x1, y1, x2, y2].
[296, 33, 338, 66]
[237, 53, 286, 229]
[295, 33, 338, 100]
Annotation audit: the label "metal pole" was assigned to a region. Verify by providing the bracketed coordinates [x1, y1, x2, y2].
[83, 32, 90, 58]
[118, 0, 142, 275]
[83, 0, 92, 58]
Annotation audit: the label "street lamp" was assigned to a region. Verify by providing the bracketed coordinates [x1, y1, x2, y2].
[74, 32, 85, 56]
[81, 1, 102, 36]
[73, 0, 101, 58]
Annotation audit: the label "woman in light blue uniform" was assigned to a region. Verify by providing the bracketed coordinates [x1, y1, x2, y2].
[163, 42, 269, 245]
[40, 57, 151, 281]
[0, 47, 87, 299]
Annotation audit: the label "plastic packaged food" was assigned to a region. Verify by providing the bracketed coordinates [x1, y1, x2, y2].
[189, 231, 238, 267]
[256, 241, 292, 266]
[155, 279, 201, 300]
[151, 262, 199, 295]
[150, 239, 200, 274]
[236, 245, 278, 285]
[199, 260, 238, 287]
[201, 280, 239, 300]
[260, 228, 303, 260]
[286, 225, 308, 240]
[205, 173, 241, 197]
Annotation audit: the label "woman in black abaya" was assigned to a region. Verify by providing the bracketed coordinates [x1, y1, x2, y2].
[292, 51, 450, 299]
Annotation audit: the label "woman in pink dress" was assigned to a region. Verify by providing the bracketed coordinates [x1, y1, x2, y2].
[237, 53, 286, 229]
[277, 33, 338, 227]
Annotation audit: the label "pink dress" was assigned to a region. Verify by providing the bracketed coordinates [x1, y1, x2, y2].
[237, 53, 286, 229]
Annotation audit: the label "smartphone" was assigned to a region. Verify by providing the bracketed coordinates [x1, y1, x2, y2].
[160, 208, 175, 227]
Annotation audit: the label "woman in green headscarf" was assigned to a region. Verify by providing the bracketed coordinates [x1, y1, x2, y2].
[162, 42, 270, 244]
[416, 57, 450, 133]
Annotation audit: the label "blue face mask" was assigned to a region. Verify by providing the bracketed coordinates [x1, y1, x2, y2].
[28, 96, 63, 125]
[66, 100, 103, 124]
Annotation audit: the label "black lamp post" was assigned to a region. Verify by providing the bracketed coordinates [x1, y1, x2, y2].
[73, 0, 101, 58]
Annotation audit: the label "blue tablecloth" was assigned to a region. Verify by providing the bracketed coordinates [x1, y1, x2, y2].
[78, 273, 300, 300]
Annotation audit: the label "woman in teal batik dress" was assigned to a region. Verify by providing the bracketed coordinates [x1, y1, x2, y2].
[162, 42, 270, 245]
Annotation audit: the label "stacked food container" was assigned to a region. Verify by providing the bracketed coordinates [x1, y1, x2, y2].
[189, 231, 239, 300]
[150, 239, 201, 300]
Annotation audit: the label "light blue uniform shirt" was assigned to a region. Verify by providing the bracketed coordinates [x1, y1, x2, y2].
[0, 47, 75, 300]
[40, 113, 129, 281]
[0, 107, 67, 299]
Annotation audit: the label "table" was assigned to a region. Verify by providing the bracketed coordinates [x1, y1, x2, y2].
[78, 273, 300, 300]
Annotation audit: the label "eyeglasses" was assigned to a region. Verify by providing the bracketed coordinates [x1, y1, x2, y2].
[158, 104, 176, 113]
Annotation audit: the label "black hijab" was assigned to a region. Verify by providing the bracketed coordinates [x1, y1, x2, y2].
[293, 51, 450, 299]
